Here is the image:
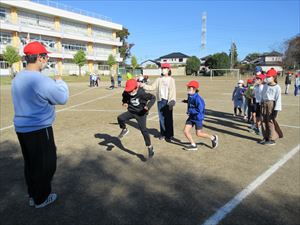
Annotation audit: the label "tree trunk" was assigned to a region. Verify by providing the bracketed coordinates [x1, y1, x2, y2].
[79, 66, 81, 76]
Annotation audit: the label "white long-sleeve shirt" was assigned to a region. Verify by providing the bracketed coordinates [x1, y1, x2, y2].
[253, 84, 264, 104]
[262, 83, 282, 111]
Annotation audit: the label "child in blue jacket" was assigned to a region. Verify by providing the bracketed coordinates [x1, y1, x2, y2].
[183, 80, 218, 151]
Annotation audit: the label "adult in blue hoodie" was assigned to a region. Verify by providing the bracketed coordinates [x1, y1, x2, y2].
[11, 42, 69, 208]
[183, 80, 218, 151]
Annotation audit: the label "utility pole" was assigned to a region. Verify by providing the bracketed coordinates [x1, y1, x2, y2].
[201, 12, 207, 52]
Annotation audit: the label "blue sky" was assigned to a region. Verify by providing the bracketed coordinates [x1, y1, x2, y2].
[60, 0, 299, 62]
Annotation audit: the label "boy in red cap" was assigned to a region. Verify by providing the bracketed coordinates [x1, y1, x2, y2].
[182, 80, 218, 151]
[117, 79, 156, 158]
[252, 74, 265, 135]
[260, 68, 283, 145]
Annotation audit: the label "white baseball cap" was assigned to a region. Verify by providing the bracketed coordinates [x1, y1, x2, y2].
[238, 80, 244, 84]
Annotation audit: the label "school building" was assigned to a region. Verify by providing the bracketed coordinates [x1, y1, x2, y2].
[0, 0, 123, 76]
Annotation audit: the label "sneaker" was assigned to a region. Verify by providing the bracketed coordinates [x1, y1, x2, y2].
[158, 136, 165, 140]
[258, 139, 267, 144]
[118, 128, 129, 139]
[165, 137, 172, 143]
[264, 140, 276, 146]
[29, 197, 35, 207]
[148, 146, 154, 158]
[184, 144, 198, 151]
[233, 114, 236, 117]
[211, 135, 219, 149]
[35, 193, 57, 209]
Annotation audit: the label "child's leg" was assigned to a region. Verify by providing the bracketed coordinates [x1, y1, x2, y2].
[196, 129, 213, 140]
[135, 114, 151, 147]
[117, 112, 134, 129]
[183, 124, 195, 145]
[233, 107, 237, 115]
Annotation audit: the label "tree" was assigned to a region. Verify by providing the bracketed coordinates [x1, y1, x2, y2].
[186, 56, 200, 75]
[205, 52, 230, 76]
[244, 52, 261, 62]
[73, 50, 86, 76]
[3, 45, 21, 77]
[229, 42, 238, 68]
[107, 54, 117, 76]
[116, 27, 134, 65]
[131, 56, 138, 71]
[284, 34, 300, 69]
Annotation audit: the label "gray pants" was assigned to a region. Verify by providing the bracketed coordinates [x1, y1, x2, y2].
[285, 84, 290, 94]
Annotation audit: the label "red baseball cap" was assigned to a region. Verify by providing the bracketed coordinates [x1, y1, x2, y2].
[256, 74, 265, 80]
[125, 79, 137, 92]
[161, 63, 171, 69]
[186, 80, 199, 89]
[247, 79, 253, 84]
[266, 68, 277, 77]
[23, 41, 50, 55]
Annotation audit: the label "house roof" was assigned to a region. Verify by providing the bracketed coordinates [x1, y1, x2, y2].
[140, 60, 160, 65]
[261, 51, 283, 57]
[158, 52, 190, 59]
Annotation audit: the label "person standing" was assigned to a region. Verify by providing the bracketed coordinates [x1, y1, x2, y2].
[284, 71, 292, 94]
[140, 63, 176, 142]
[232, 80, 244, 117]
[11, 41, 69, 208]
[260, 68, 283, 146]
[294, 72, 300, 96]
[117, 79, 156, 158]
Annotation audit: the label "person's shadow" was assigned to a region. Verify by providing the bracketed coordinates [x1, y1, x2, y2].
[94, 133, 147, 162]
[169, 137, 212, 150]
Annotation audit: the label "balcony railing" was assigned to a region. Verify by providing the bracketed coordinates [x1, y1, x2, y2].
[30, 0, 112, 22]
[1, 13, 121, 44]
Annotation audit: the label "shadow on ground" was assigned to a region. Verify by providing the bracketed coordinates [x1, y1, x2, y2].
[0, 140, 299, 225]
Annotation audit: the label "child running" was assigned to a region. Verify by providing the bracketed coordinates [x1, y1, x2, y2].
[117, 79, 156, 158]
[183, 80, 218, 151]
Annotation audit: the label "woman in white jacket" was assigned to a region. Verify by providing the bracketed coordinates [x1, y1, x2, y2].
[140, 63, 176, 142]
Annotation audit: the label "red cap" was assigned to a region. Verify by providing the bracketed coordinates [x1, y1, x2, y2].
[256, 74, 265, 80]
[287, 71, 291, 74]
[266, 68, 277, 77]
[161, 63, 171, 69]
[23, 41, 50, 55]
[186, 80, 199, 89]
[247, 79, 253, 84]
[125, 79, 137, 92]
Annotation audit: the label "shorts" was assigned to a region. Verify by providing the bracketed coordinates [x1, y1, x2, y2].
[254, 103, 261, 118]
[186, 119, 203, 130]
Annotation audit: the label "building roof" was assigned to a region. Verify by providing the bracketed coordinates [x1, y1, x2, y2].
[261, 51, 283, 57]
[158, 52, 190, 59]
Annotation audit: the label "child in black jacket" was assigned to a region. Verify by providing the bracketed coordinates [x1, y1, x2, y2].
[117, 79, 156, 158]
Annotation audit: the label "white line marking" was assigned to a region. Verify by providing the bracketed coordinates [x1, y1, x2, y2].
[201, 144, 300, 225]
[69, 88, 92, 98]
[0, 125, 14, 131]
[148, 114, 159, 121]
[0, 91, 121, 132]
[67, 109, 123, 112]
[280, 124, 300, 129]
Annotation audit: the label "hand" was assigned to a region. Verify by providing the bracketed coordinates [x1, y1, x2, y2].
[122, 103, 128, 108]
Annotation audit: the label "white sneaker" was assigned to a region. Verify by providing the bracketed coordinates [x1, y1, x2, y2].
[184, 144, 198, 151]
[29, 197, 35, 207]
[35, 193, 57, 209]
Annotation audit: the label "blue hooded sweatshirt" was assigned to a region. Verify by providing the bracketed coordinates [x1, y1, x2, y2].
[11, 70, 69, 133]
[187, 93, 205, 122]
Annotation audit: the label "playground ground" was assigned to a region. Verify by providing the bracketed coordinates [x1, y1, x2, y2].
[0, 75, 299, 225]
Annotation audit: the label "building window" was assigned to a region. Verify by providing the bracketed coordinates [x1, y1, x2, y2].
[179, 58, 183, 62]
[0, 33, 12, 44]
[0, 60, 9, 69]
[0, 8, 6, 20]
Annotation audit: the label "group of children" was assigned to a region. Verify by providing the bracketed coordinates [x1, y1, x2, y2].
[232, 68, 284, 145]
[116, 64, 218, 158]
[89, 73, 100, 87]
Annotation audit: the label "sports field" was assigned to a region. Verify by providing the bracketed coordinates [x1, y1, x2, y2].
[0, 76, 299, 225]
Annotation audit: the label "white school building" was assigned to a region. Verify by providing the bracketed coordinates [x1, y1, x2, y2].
[0, 0, 123, 76]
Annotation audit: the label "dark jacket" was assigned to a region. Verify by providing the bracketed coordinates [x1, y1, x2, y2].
[285, 74, 292, 85]
[122, 88, 156, 115]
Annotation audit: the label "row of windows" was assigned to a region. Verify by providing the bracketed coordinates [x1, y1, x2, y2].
[0, 7, 114, 38]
